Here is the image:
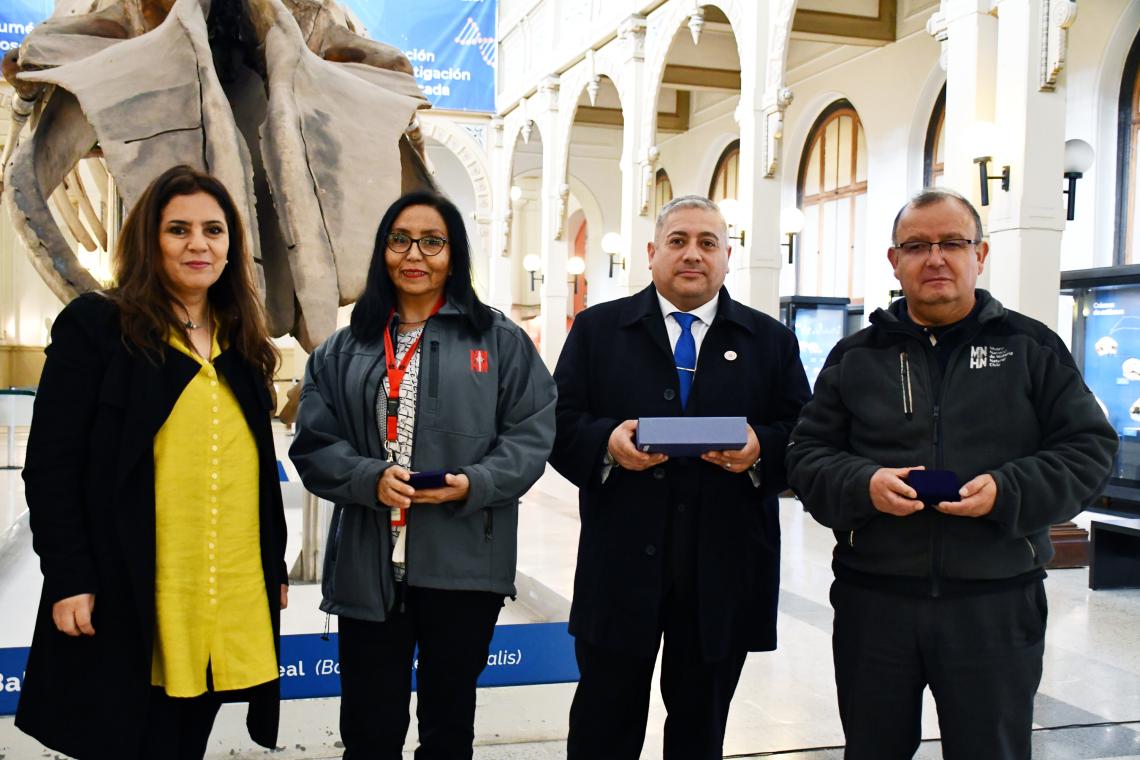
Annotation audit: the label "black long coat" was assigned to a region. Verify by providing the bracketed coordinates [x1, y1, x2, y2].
[15, 293, 287, 758]
[550, 285, 810, 661]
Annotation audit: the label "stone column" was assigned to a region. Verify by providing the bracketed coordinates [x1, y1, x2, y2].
[536, 76, 569, 366]
[738, 109, 781, 315]
[928, 0, 999, 203]
[864, 150, 912, 312]
[486, 119, 517, 315]
[985, 0, 1073, 327]
[618, 15, 654, 295]
[738, 1, 783, 317]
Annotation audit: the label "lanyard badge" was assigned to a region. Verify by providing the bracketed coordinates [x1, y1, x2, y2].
[382, 298, 445, 525]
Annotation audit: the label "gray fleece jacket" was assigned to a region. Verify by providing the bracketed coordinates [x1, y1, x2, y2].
[289, 300, 556, 620]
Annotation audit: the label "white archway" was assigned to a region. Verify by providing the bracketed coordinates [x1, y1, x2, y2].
[641, 0, 748, 155]
[418, 118, 495, 298]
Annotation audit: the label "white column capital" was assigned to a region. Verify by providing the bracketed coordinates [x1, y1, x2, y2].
[1037, 0, 1079, 92]
[758, 89, 793, 179]
[553, 182, 570, 241]
[927, 9, 949, 41]
[618, 15, 648, 61]
[495, 210, 512, 258]
[536, 75, 561, 113]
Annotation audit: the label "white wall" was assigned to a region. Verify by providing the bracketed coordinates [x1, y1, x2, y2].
[1065, 0, 1137, 271]
[780, 29, 941, 314]
[566, 123, 624, 306]
[509, 176, 542, 306]
[425, 137, 487, 296]
[0, 222, 64, 348]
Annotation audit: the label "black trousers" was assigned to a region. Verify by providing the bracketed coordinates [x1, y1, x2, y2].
[337, 586, 504, 760]
[566, 592, 748, 760]
[831, 578, 1046, 760]
[137, 687, 223, 760]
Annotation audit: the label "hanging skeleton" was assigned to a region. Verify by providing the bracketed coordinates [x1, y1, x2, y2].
[2, 0, 435, 350]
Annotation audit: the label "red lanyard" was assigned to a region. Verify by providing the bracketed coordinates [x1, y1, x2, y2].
[381, 297, 445, 448]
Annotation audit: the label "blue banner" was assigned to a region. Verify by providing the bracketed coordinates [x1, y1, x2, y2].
[0, 646, 25, 714]
[341, 0, 498, 113]
[0, 623, 577, 714]
[0, 1, 51, 53]
[0, 2, 497, 112]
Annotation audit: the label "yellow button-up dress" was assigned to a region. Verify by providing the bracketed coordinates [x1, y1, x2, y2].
[150, 330, 277, 697]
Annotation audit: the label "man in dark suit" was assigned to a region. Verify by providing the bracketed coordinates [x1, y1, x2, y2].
[550, 195, 811, 759]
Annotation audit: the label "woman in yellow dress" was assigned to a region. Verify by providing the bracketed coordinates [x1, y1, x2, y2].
[16, 164, 289, 759]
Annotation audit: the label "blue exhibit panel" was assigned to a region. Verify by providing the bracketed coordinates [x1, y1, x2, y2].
[1078, 286, 1140, 481]
[0, 623, 577, 714]
[342, 0, 498, 113]
[0, 1, 52, 52]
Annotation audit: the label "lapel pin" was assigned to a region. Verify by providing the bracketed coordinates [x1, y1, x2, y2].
[724, 350, 738, 361]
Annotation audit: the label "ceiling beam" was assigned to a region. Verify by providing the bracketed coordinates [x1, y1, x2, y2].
[574, 91, 691, 132]
[792, 0, 897, 43]
[662, 65, 741, 93]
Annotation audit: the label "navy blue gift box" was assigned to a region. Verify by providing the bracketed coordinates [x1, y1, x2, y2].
[636, 416, 748, 457]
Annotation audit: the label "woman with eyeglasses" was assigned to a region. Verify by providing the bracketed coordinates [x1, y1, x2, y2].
[290, 191, 556, 759]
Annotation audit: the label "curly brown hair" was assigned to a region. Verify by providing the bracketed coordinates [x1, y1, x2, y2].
[108, 164, 278, 383]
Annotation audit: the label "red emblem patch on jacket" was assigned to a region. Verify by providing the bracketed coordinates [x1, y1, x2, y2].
[470, 349, 489, 373]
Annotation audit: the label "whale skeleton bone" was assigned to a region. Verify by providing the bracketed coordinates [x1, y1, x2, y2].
[2, 0, 436, 350]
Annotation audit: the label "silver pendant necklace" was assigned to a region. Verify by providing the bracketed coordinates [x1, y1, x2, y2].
[179, 303, 205, 330]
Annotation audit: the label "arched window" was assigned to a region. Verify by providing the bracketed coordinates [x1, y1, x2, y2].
[655, 168, 674, 216]
[924, 85, 946, 188]
[709, 140, 739, 202]
[1116, 31, 1140, 264]
[796, 101, 868, 300]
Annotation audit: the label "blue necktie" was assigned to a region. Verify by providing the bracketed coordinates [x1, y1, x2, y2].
[672, 312, 697, 408]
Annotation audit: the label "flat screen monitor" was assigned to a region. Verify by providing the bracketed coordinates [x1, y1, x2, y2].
[779, 296, 849, 390]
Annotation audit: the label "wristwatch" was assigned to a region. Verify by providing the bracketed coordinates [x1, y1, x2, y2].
[749, 455, 763, 473]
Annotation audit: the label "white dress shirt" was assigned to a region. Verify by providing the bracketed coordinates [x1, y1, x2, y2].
[601, 290, 756, 486]
[657, 292, 719, 367]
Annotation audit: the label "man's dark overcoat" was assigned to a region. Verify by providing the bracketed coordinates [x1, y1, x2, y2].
[550, 284, 810, 661]
[15, 293, 287, 758]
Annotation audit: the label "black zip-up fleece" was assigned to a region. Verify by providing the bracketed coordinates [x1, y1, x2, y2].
[786, 290, 1117, 594]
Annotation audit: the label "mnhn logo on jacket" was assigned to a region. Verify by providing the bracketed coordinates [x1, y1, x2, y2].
[471, 350, 490, 373]
[970, 345, 1013, 369]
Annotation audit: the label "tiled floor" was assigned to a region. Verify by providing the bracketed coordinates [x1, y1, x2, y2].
[2, 425, 1140, 759]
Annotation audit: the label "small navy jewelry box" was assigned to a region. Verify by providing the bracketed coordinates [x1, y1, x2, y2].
[907, 469, 961, 505]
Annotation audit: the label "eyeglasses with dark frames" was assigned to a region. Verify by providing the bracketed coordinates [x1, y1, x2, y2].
[893, 239, 979, 257]
[387, 232, 448, 256]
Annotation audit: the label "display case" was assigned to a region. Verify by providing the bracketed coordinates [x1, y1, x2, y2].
[1061, 266, 1140, 516]
[779, 295, 850, 389]
[846, 303, 865, 337]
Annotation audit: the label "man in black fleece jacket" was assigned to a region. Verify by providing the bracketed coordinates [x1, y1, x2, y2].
[786, 189, 1117, 760]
